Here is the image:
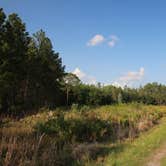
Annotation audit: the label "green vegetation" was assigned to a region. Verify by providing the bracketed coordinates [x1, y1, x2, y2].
[35, 104, 164, 143]
[2, 8, 166, 166]
[1, 104, 166, 165]
[161, 156, 166, 166]
[102, 117, 166, 166]
[0, 8, 65, 114]
[1, 8, 166, 117]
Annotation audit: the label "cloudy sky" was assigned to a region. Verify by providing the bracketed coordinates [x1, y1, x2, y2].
[2, 0, 166, 87]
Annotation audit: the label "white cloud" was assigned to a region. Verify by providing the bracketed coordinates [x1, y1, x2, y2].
[119, 67, 144, 82]
[87, 34, 105, 46]
[87, 34, 119, 47]
[112, 81, 125, 88]
[112, 67, 145, 88]
[72, 68, 85, 78]
[73, 68, 97, 85]
[108, 35, 119, 48]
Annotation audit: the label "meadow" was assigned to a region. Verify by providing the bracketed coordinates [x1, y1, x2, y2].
[1, 104, 166, 166]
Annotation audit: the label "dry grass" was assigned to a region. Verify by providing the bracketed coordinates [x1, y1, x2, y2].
[0, 104, 166, 166]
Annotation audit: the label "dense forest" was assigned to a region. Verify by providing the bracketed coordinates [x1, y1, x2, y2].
[1, 8, 166, 115]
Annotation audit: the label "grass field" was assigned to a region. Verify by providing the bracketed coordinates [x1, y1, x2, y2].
[161, 156, 166, 166]
[101, 117, 166, 166]
[1, 104, 166, 166]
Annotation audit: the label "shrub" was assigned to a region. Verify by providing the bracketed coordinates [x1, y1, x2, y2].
[35, 105, 164, 144]
[71, 103, 79, 111]
[80, 105, 90, 112]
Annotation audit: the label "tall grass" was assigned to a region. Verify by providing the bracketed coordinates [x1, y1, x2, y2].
[101, 117, 166, 166]
[0, 104, 166, 166]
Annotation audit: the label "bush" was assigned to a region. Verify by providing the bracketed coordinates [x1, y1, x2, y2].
[80, 105, 90, 112]
[71, 104, 79, 111]
[35, 115, 112, 143]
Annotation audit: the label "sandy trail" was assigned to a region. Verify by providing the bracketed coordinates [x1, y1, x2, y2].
[146, 143, 166, 166]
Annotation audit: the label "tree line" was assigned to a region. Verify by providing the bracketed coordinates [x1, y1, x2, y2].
[66, 82, 166, 106]
[0, 9, 166, 115]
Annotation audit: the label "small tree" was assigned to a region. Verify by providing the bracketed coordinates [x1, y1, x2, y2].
[63, 73, 80, 106]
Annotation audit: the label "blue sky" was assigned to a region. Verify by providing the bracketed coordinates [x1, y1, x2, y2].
[1, 0, 166, 86]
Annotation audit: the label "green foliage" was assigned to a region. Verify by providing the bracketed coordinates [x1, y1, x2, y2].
[161, 156, 166, 166]
[35, 105, 164, 144]
[1, 105, 166, 166]
[35, 113, 67, 135]
[35, 113, 112, 143]
[67, 82, 166, 107]
[71, 103, 79, 111]
[1, 8, 166, 116]
[25, 30, 65, 108]
[79, 105, 90, 112]
[0, 9, 30, 113]
[0, 9, 65, 114]
[103, 117, 166, 166]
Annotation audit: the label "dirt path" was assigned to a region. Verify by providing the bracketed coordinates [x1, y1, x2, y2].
[146, 143, 166, 166]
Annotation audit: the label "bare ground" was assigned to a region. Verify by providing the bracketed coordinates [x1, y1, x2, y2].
[146, 143, 166, 166]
